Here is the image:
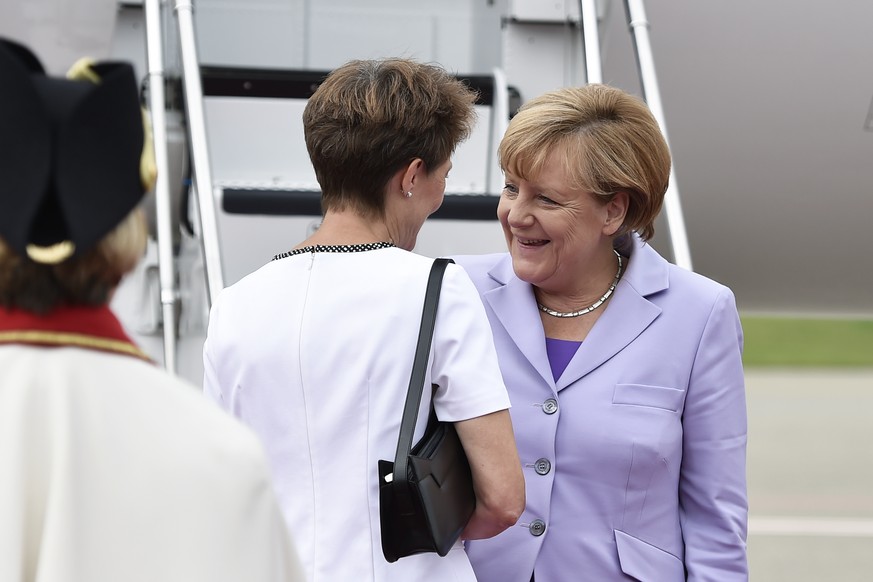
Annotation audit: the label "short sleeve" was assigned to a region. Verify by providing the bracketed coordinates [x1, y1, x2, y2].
[429, 263, 511, 422]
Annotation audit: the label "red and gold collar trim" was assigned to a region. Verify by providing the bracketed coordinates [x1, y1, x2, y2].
[0, 305, 151, 362]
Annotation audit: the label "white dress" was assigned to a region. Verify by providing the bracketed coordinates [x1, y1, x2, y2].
[0, 343, 304, 582]
[204, 247, 511, 582]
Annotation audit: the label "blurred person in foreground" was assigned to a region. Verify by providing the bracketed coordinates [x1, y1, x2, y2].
[0, 38, 303, 582]
[202, 58, 525, 581]
[455, 84, 748, 581]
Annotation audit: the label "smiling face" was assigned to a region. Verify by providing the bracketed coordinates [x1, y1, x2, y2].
[498, 149, 624, 295]
[497, 85, 671, 251]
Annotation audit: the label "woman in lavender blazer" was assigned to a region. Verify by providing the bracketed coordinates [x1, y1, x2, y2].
[454, 84, 748, 581]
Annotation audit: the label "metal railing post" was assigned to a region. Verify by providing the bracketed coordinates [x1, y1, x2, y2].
[579, 0, 603, 84]
[174, 0, 225, 303]
[489, 67, 510, 195]
[625, 0, 693, 271]
[144, 0, 178, 373]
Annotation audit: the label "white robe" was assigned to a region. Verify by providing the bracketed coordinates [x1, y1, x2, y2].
[0, 344, 305, 582]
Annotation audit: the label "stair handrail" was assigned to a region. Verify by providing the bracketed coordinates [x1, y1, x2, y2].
[175, 0, 225, 303]
[580, 0, 604, 84]
[625, 0, 693, 270]
[144, 0, 179, 373]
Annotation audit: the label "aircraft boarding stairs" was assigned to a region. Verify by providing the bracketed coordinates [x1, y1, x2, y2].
[125, 0, 692, 383]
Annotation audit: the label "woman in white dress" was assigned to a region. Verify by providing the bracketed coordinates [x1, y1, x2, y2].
[203, 58, 525, 581]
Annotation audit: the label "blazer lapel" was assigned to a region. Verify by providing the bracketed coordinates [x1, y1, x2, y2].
[482, 257, 556, 389]
[556, 238, 670, 391]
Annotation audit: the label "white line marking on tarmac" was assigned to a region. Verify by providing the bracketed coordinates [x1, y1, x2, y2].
[750, 516, 873, 537]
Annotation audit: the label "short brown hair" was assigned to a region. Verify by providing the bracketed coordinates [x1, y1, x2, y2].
[0, 207, 147, 314]
[303, 58, 477, 216]
[498, 84, 670, 240]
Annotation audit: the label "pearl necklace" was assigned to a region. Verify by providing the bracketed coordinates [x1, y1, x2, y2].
[537, 250, 623, 318]
[272, 241, 395, 261]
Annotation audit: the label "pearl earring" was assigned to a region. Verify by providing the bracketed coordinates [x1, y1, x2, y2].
[405, 191, 413, 198]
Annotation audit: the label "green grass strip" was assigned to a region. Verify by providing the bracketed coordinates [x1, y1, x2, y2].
[740, 316, 873, 367]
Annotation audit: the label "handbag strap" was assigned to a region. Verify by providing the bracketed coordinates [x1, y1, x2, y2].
[389, 258, 453, 500]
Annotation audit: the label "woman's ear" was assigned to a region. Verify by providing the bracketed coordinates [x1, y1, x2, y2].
[400, 158, 425, 195]
[603, 190, 630, 236]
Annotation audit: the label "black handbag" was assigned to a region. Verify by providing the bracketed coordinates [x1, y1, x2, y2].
[378, 258, 476, 563]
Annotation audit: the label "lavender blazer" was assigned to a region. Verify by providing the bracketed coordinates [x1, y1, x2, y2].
[455, 236, 748, 582]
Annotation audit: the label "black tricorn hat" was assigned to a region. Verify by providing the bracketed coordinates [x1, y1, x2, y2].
[0, 38, 146, 263]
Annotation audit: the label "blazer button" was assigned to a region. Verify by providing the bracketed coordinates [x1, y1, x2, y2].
[529, 519, 546, 536]
[534, 458, 551, 475]
[542, 398, 558, 415]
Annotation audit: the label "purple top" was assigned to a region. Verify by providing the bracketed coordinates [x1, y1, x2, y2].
[544, 337, 582, 382]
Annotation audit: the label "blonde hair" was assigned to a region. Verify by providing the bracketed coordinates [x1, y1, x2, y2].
[0, 208, 147, 314]
[499, 84, 671, 240]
